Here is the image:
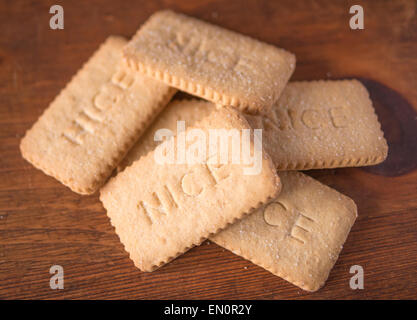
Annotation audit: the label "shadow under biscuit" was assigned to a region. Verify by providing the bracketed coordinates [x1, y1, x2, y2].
[358, 78, 417, 177]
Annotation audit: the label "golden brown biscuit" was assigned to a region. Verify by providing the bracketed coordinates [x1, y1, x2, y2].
[114, 98, 357, 291]
[124, 10, 295, 113]
[246, 80, 388, 170]
[211, 171, 357, 292]
[20, 36, 176, 194]
[100, 105, 281, 271]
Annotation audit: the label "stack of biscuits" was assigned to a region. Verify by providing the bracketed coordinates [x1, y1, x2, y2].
[20, 11, 388, 292]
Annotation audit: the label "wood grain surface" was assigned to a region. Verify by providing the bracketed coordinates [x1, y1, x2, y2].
[0, 0, 416, 299]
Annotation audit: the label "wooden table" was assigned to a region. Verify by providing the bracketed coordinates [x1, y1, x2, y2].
[1, 0, 416, 299]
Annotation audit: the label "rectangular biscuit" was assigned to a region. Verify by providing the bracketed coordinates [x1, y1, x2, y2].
[123, 10, 296, 114]
[246, 80, 388, 170]
[211, 171, 357, 292]
[20, 36, 176, 194]
[115, 99, 356, 290]
[100, 106, 281, 272]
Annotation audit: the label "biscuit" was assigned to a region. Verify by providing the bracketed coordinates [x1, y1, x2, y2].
[211, 171, 357, 292]
[20, 36, 176, 194]
[118, 99, 216, 171]
[246, 80, 388, 170]
[123, 10, 296, 114]
[100, 106, 281, 272]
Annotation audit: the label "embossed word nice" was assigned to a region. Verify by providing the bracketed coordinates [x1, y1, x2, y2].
[263, 200, 315, 245]
[169, 31, 258, 76]
[62, 68, 135, 145]
[154, 121, 263, 175]
[262, 106, 349, 131]
[138, 160, 235, 225]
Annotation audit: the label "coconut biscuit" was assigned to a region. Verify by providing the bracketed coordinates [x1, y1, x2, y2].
[20, 36, 176, 194]
[100, 106, 281, 271]
[124, 10, 295, 114]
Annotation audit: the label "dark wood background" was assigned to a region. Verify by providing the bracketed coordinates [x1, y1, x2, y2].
[0, 0, 416, 299]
